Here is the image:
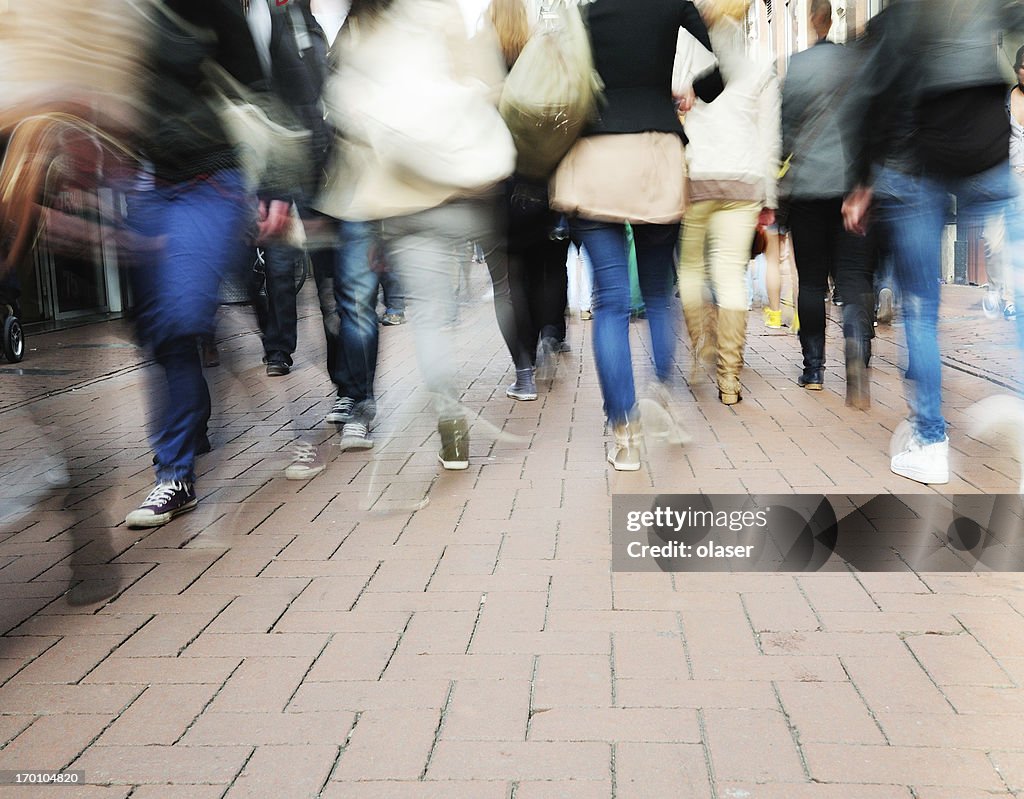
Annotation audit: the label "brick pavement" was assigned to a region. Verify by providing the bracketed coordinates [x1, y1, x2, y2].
[0, 278, 1022, 797]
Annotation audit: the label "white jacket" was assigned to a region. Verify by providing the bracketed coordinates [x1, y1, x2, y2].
[675, 19, 780, 208]
[318, 0, 513, 221]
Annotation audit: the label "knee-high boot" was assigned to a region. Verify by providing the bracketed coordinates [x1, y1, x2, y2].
[716, 308, 747, 405]
[681, 301, 717, 379]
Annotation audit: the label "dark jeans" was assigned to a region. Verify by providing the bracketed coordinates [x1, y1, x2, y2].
[788, 198, 874, 366]
[258, 243, 302, 363]
[507, 181, 570, 362]
[128, 169, 249, 483]
[569, 218, 678, 423]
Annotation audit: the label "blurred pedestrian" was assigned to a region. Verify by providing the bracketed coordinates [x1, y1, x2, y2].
[320, 0, 516, 470]
[676, 0, 780, 407]
[782, 0, 874, 407]
[843, 0, 1024, 484]
[549, 0, 723, 471]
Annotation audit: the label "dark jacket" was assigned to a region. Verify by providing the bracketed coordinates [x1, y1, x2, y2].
[843, 0, 1024, 184]
[143, 0, 265, 185]
[265, 0, 332, 196]
[584, 0, 723, 140]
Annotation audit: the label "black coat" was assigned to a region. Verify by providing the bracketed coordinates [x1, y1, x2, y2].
[144, 0, 265, 184]
[265, 0, 332, 194]
[585, 0, 723, 140]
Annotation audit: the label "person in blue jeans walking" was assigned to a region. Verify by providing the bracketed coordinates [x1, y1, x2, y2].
[550, 0, 722, 471]
[843, 0, 1024, 485]
[125, 1, 281, 528]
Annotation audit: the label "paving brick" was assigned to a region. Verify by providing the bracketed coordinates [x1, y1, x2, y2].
[287, 680, 451, 713]
[395, 611, 477, 656]
[612, 631, 688, 681]
[208, 657, 315, 713]
[83, 656, 241, 685]
[0, 714, 113, 771]
[320, 781, 508, 799]
[425, 741, 609, 781]
[272, 610, 411, 634]
[0, 684, 142, 716]
[183, 632, 329, 659]
[6, 635, 128, 685]
[332, 709, 440, 781]
[222, 744, 337, 798]
[534, 654, 612, 708]
[440, 679, 530, 741]
[112, 614, 223, 658]
[905, 632, 1013, 687]
[383, 653, 533, 682]
[691, 654, 846, 682]
[513, 781, 612, 799]
[795, 574, 879, 613]
[703, 708, 806, 782]
[803, 743, 1005, 790]
[529, 707, 700, 743]
[876, 712, 1024, 750]
[305, 633, 401, 681]
[744, 587, 824, 634]
[775, 682, 885, 745]
[614, 742, 711, 799]
[716, 785, 912, 798]
[98, 684, 220, 745]
[469, 630, 610, 655]
[182, 711, 355, 746]
[614, 679, 779, 710]
[71, 744, 251, 784]
[843, 652, 952, 715]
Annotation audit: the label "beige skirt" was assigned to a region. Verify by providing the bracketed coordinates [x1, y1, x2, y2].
[549, 132, 688, 224]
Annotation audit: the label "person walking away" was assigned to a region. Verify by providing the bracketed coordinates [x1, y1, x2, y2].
[676, 0, 780, 407]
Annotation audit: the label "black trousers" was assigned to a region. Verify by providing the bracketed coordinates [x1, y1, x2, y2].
[788, 198, 875, 367]
[506, 180, 570, 364]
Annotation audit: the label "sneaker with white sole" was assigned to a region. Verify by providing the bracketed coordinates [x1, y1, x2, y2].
[285, 441, 326, 480]
[506, 368, 538, 401]
[339, 421, 373, 451]
[890, 435, 949, 485]
[125, 480, 197, 528]
[326, 396, 355, 424]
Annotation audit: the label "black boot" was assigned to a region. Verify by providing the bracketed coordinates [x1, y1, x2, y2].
[797, 331, 825, 390]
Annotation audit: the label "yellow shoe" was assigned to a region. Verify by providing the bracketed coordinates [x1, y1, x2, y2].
[790, 310, 800, 334]
[763, 308, 783, 329]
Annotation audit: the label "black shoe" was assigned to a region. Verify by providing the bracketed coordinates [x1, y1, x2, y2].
[798, 369, 824, 390]
[266, 360, 290, 377]
[125, 481, 197, 528]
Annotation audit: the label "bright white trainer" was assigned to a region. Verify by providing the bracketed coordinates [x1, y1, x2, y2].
[890, 435, 949, 485]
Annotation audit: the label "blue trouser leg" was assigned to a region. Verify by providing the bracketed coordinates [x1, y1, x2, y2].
[333, 220, 378, 411]
[571, 221, 635, 424]
[129, 170, 249, 482]
[875, 167, 946, 444]
[632, 223, 679, 384]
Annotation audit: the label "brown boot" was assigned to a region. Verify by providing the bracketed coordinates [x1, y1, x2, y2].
[716, 308, 748, 406]
[681, 301, 717, 380]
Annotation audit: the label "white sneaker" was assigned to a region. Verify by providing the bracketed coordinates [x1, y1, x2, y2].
[284, 441, 326, 481]
[890, 435, 949, 485]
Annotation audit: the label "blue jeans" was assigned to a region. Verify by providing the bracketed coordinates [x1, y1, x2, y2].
[128, 169, 249, 482]
[874, 161, 1024, 443]
[570, 219, 678, 424]
[332, 220, 378, 417]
